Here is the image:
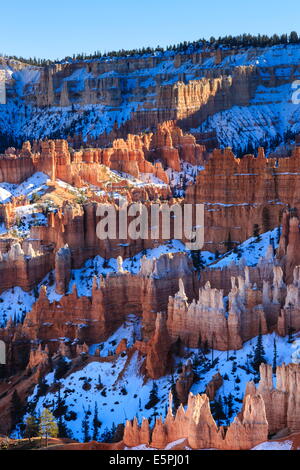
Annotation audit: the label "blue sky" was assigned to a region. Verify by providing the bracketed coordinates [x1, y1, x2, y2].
[0, 0, 300, 59]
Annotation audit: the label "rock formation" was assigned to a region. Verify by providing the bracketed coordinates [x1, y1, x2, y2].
[0, 241, 53, 294]
[175, 361, 194, 404]
[257, 363, 300, 435]
[55, 244, 71, 295]
[124, 390, 268, 450]
[185, 146, 300, 251]
[205, 372, 223, 401]
[0, 122, 206, 186]
[145, 313, 172, 379]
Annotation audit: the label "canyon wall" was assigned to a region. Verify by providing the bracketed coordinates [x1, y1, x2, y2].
[5, 44, 299, 150]
[0, 122, 206, 185]
[0, 252, 197, 352]
[123, 390, 268, 450]
[124, 362, 300, 450]
[186, 146, 300, 251]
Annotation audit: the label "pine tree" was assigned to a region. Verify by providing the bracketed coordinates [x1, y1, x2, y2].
[225, 232, 233, 251]
[226, 393, 234, 419]
[82, 407, 91, 443]
[272, 338, 277, 374]
[252, 329, 266, 372]
[262, 207, 271, 232]
[211, 396, 226, 426]
[10, 390, 24, 430]
[170, 382, 180, 412]
[190, 250, 205, 271]
[92, 402, 101, 441]
[276, 226, 281, 244]
[253, 224, 260, 240]
[101, 423, 116, 443]
[289, 31, 299, 44]
[54, 357, 70, 381]
[145, 382, 159, 409]
[53, 386, 69, 438]
[288, 325, 295, 343]
[36, 375, 49, 398]
[39, 408, 58, 447]
[24, 415, 39, 442]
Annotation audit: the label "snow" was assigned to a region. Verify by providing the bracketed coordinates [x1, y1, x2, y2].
[0, 186, 12, 203]
[165, 438, 186, 450]
[24, 326, 300, 442]
[0, 286, 36, 326]
[189, 332, 297, 424]
[252, 440, 293, 450]
[26, 344, 177, 442]
[89, 316, 141, 357]
[13, 205, 47, 236]
[193, 82, 300, 154]
[2, 44, 300, 149]
[137, 173, 167, 186]
[0, 240, 203, 325]
[125, 437, 186, 450]
[0, 226, 280, 326]
[64, 239, 191, 297]
[13, 68, 41, 87]
[0, 172, 49, 203]
[13, 172, 49, 198]
[210, 227, 279, 269]
[167, 163, 204, 197]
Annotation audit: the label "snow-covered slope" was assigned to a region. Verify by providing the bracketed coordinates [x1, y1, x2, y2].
[0, 239, 203, 325]
[211, 227, 279, 269]
[26, 337, 176, 442]
[1, 44, 300, 151]
[23, 326, 300, 442]
[195, 83, 300, 154]
[0, 172, 49, 203]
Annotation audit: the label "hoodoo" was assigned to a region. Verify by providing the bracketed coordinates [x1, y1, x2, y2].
[1, 14, 300, 452]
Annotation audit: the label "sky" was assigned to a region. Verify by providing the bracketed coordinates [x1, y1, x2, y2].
[0, 0, 300, 60]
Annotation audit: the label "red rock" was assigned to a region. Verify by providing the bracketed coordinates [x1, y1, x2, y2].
[205, 372, 223, 400]
[116, 338, 127, 355]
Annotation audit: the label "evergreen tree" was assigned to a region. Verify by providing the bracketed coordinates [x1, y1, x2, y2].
[252, 329, 266, 372]
[82, 407, 91, 443]
[224, 393, 234, 421]
[53, 386, 69, 438]
[24, 415, 39, 442]
[211, 396, 226, 426]
[190, 250, 205, 271]
[288, 325, 295, 343]
[36, 375, 49, 398]
[145, 382, 159, 409]
[287, 302, 295, 343]
[54, 357, 70, 381]
[101, 423, 117, 443]
[10, 390, 24, 430]
[262, 207, 271, 232]
[92, 402, 101, 441]
[225, 232, 233, 251]
[272, 338, 277, 374]
[39, 408, 58, 447]
[289, 31, 299, 43]
[253, 224, 261, 240]
[170, 382, 180, 412]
